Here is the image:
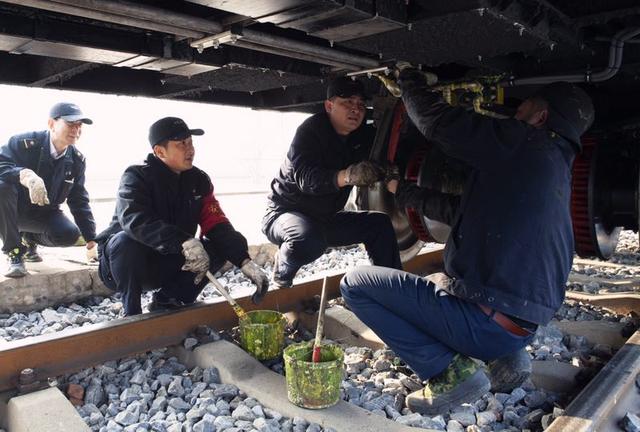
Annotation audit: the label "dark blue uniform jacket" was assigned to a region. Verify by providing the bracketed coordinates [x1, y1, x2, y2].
[0, 130, 96, 241]
[263, 112, 375, 229]
[401, 83, 576, 325]
[95, 154, 249, 267]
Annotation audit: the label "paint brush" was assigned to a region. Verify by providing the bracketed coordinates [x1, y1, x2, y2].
[206, 271, 248, 321]
[312, 276, 329, 363]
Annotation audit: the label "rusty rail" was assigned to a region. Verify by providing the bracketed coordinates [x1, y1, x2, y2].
[546, 290, 640, 431]
[0, 248, 443, 392]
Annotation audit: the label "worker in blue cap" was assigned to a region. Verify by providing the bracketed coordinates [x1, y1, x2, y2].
[0, 102, 96, 278]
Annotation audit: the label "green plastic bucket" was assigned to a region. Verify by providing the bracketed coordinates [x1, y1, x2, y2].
[284, 341, 344, 409]
[239, 310, 286, 360]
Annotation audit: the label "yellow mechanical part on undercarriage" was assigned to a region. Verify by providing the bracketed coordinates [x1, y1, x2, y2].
[436, 80, 505, 117]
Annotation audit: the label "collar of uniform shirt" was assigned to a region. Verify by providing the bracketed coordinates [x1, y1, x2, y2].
[49, 136, 67, 160]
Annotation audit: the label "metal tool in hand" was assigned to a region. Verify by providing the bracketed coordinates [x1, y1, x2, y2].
[206, 271, 248, 321]
[312, 276, 329, 363]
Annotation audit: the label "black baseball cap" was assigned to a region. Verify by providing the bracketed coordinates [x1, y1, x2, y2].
[534, 82, 594, 150]
[326, 76, 367, 100]
[49, 102, 93, 124]
[148, 117, 204, 147]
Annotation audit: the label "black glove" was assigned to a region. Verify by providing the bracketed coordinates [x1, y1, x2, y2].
[344, 161, 386, 186]
[395, 179, 426, 210]
[397, 68, 438, 93]
[381, 162, 400, 183]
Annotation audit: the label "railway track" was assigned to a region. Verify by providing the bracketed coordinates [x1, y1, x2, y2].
[1, 247, 639, 431]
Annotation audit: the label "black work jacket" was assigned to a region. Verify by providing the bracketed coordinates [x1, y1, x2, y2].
[0, 130, 96, 241]
[264, 112, 374, 228]
[95, 154, 249, 266]
[401, 82, 576, 325]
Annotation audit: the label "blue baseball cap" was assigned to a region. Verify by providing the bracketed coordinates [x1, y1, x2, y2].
[49, 102, 93, 124]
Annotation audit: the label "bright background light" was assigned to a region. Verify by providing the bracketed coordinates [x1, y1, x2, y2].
[0, 85, 311, 243]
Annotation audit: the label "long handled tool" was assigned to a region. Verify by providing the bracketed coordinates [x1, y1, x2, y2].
[312, 276, 329, 363]
[206, 271, 248, 321]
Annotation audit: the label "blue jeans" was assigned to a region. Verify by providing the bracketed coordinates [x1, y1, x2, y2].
[264, 210, 402, 281]
[340, 266, 533, 380]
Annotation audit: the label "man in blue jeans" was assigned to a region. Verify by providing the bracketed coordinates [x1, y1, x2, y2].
[341, 74, 594, 414]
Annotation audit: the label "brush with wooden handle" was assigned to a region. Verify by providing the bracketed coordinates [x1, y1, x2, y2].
[206, 271, 248, 321]
[312, 276, 329, 363]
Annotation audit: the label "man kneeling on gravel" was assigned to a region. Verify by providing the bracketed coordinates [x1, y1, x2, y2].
[341, 72, 595, 414]
[95, 117, 268, 316]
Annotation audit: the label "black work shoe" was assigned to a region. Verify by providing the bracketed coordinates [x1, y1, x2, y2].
[406, 354, 491, 415]
[4, 248, 28, 278]
[22, 240, 43, 263]
[271, 253, 293, 288]
[487, 348, 532, 393]
[147, 293, 187, 312]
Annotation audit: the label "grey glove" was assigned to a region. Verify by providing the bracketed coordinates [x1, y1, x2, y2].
[19, 169, 49, 206]
[345, 161, 386, 187]
[241, 260, 269, 304]
[181, 238, 209, 284]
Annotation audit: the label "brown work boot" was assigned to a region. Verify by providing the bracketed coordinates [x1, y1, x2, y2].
[406, 354, 490, 415]
[487, 348, 532, 393]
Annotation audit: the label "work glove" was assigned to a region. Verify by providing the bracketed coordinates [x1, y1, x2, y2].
[382, 162, 400, 183]
[19, 169, 49, 206]
[344, 161, 386, 187]
[397, 67, 438, 93]
[181, 238, 210, 285]
[86, 241, 98, 264]
[241, 260, 269, 304]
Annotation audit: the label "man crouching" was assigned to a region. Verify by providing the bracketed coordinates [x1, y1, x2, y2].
[95, 117, 268, 316]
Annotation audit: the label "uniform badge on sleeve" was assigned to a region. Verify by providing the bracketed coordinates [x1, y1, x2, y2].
[22, 139, 36, 149]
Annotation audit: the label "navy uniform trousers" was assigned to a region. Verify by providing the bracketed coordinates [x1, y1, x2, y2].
[98, 231, 225, 315]
[264, 210, 402, 281]
[0, 180, 80, 253]
[340, 266, 534, 380]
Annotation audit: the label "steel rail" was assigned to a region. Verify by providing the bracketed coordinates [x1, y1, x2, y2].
[0, 248, 443, 392]
[565, 291, 640, 315]
[545, 290, 640, 431]
[546, 330, 640, 432]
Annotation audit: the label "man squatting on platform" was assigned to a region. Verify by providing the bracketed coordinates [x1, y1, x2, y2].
[0, 102, 97, 278]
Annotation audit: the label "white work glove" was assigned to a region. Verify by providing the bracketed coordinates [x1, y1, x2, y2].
[241, 260, 269, 304]
[19, 169, 49, 206]
[86, 241, 98, 264]
[181, 238, 210, 284]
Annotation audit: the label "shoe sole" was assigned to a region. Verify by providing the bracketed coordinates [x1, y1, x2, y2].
[23, 255, 43, 263]
[488, 351, 532, 393]
[406, 369, 491, 415]
[4, 269, 28, 278]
